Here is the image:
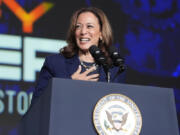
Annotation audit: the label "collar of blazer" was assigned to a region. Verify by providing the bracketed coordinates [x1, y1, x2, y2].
[64, 54, 80, 64]
[64, 54, 80, 77]
[64, 54, 107, 82]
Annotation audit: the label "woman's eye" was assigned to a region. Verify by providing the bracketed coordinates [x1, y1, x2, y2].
[75, 25, 81, 29]
[87, 25, 93, 28]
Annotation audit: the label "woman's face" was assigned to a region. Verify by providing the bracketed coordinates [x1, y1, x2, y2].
[75, 12, 102, 52]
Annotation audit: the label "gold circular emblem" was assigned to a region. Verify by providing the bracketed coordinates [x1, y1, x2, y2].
[93, 94, 142, 135]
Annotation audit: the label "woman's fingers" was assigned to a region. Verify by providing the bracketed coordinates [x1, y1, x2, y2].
[71, 65, 99, 81]
[89, 78, 99, 81]
[74, 65, 82, 74]
[83, 66, 96, 75]
[71, 65, 82, 80]
[86, 73, 99, 80]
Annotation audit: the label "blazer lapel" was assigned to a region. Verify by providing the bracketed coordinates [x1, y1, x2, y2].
[65, 55, 80, 77]
[64, 55, 107, 82]
[98, 66, 107, 82]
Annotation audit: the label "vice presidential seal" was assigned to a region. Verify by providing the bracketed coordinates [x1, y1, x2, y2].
[93, 94, 142, 135]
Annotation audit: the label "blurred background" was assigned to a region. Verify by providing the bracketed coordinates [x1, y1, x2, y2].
[0, 0, 180, 134]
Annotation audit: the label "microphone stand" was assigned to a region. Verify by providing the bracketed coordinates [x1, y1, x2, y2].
[102, 64, 111, 83]
[107, 71, 110, 83]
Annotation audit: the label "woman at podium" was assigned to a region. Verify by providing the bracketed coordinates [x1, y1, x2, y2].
[31, 7, 125, 104]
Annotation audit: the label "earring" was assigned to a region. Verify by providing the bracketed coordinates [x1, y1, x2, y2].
[100, 36, 102, 40]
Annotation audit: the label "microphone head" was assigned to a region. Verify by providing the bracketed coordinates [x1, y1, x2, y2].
[108, 46, 124, 66]
[114, 57, 124, 66]
[89, 45, 98, 53]
[89, 45, 101, 59]
[89, 45, 108, 66]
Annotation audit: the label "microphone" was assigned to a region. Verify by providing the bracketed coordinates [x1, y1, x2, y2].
[108, 46, 126, 73]
[108, 46, 124, 66]
[89, 45, 110, 82]
[89, 45, 107, 66]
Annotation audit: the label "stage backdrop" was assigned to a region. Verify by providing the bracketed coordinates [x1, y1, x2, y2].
[0, 0, 180, 134]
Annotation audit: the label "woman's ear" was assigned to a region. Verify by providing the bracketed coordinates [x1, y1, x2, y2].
[99, 35, 104, 43]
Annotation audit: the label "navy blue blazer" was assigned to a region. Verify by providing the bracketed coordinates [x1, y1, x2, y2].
[32, 53, 125, 104]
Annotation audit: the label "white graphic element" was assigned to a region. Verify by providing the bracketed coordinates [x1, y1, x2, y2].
[93, 94, 142, 135]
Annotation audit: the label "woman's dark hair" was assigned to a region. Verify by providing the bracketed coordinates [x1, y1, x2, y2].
[61, 7, 113, 64]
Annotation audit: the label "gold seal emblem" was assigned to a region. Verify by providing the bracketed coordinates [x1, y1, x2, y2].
[93, 94, 142, 135]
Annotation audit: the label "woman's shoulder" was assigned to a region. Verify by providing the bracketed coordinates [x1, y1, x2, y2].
[46, 53, 64, 59]
[45, 53, 78, 64]
[46, 53, 67, 62]
[43, 53, 66, 66]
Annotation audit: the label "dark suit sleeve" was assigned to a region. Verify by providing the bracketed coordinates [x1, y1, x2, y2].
[111, 67, 126, 83]
[113, 71, 126, 83]
[31, 56, 54, 105]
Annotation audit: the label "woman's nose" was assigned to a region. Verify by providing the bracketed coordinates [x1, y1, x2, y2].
[80, 27, 87, 35]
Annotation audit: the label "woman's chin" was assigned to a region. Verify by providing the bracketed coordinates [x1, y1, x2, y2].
[79, 48, 89, 54]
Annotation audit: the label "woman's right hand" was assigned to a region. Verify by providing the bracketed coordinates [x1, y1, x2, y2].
[71, 65, 99, 81]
